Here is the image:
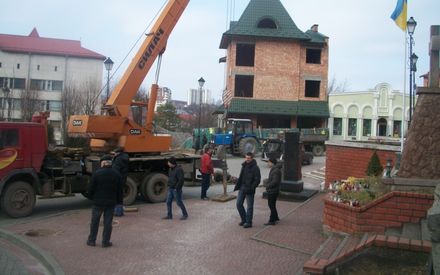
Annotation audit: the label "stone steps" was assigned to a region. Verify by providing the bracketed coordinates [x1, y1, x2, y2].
[385, 219, 430, 241]
[304, 220, 431, 274]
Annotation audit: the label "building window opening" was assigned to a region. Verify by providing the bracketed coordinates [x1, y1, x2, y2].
[257, 18, 277, 29]
[234, 75, 254, 98]
[393, 120, 401, 138]
[333, 118, 342, 136]
[16, 64, 20, 69]
[306, 49, 321, 64]
[348, 118, 357, 137]
[377, 118, 387, 136]
[305, 80, 320, 98]
[363, 119, 372, 136]
[0, 62, 2, 68]
[236, 44, 255, 67]
[37, 65, 40, 71]
[54, 66, 58, 72]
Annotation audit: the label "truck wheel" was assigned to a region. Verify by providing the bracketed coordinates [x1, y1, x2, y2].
[123, 177, 137, 206]
[238, 137, 258, 157]
[0, 181, 36, 218]
[139, 174, 153, 202]
[143, 173, 168, 203]
[312, 145, 325, 156]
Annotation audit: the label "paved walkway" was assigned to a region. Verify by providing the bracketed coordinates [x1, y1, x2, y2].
[0, 183, 326, 275]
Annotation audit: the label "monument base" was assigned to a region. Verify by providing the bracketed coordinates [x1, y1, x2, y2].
[262, 189, 318, 202]
[211, 193, 236, 202]
[280, 180, 304, 193]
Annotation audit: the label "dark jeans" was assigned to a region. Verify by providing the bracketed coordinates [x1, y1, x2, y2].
[267, 193, 279, 222]
[236, 188, 255, 225]
[88, 205, 114, 244]
[201, 173, 211, 198]
[166, 188, 188, 218]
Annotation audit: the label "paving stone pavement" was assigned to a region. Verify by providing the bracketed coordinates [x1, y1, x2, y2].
[1, 185, 326, 275]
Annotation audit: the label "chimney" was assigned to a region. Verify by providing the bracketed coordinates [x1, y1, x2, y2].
[311, 24, 319, 32]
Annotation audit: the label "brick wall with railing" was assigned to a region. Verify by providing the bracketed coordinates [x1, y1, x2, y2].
[323, 191, 434, 234]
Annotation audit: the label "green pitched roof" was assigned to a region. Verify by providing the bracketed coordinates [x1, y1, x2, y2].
[226, 98, 329, 117]
[305, 30, 328, 44]
[220, 0, 310, 48]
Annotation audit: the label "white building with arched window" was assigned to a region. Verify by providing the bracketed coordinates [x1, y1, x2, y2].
[328, 83, 413, 141]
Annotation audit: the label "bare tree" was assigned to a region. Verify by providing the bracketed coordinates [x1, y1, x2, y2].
[327, 77, 350, 94]
[79, 78, 101, 115]
[20, 87, 41, 122]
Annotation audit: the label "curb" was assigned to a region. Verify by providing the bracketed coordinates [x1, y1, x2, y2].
[0, 228, 64, 275]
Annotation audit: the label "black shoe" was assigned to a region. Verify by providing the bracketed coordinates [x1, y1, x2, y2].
[264, 221, 275, 226]
[102, 242, 112, 248]
[275, 217, 280, 221]
[201, 197, 209, 200]
[243, 223, 252, 228]
[86, 240, 96, 247]
[162, 216, 172, 220]
[239, 221, 245, 226]
[180, 215, 188, 220]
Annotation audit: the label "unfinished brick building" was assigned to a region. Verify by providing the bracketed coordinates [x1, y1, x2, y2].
[219, 0, 329, 129]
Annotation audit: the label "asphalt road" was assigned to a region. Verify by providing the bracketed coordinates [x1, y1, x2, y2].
[0, 155, 325, 227]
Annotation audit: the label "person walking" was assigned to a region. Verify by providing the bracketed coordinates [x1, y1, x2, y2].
[111, 147, 129, 216]
[200, 147, 214, 200]
[87, 155, 123, 248]
[163, 157, 188, 220]
[264, 158, 281, 225]
[234, 152, 261, 228]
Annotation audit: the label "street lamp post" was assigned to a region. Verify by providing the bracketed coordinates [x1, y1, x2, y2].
[198, 77, 205, 152]
[407, 17, 417, 125]
[104, 57, 114, 102]
[410, 53, 418, 120]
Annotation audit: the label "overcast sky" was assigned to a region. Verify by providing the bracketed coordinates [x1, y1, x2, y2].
[1, 0, 438, 102]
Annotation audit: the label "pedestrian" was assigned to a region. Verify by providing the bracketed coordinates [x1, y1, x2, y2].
[87, 154, 123, 248]
[200, 147, 214, 200]
[163, 157, 188, 220]
[201, 134, 208, 150]
[264, 157, 281, 225]
[111, 147, 129, 216]
[234, 152, 261, 228]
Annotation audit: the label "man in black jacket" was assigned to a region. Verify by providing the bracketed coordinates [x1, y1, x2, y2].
[163, 157, 188, 220]
[264, 158, 281, 225]
[234, 152, 261, 228]
[111, 147, 129, 216]
[87, 155, 123, 248]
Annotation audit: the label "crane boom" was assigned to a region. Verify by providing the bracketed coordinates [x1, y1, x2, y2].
[67, 0, 190, 153]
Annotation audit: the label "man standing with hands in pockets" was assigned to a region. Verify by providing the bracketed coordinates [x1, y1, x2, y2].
[234, 152, 261, 228]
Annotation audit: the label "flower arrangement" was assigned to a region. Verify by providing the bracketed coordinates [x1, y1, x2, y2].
[328, 176, 387, 207]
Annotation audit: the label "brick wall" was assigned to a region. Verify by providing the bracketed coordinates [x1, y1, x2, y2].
[323, 192, 434, 234]
[325, 141, 400, 188]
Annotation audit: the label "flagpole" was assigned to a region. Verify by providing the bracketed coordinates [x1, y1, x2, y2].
[401, 31, 407, 152]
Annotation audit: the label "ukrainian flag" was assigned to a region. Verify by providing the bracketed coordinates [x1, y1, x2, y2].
[390, 0, 407, 31]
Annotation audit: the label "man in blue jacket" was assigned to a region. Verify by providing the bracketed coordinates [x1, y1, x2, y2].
[163, 157, 188, 220]
[87, 155, 123, 248]
[234, 152, 261, 228]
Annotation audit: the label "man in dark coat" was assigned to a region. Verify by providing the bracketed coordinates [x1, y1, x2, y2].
[234, 152, 261, 228]
[163, 157, 188, 220]
[265, 158, 281, 225]
[87, 155, 123, 247]
[111, 147, 129, 216]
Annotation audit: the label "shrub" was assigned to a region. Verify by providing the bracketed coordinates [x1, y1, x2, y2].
[366, 151, 383, 177]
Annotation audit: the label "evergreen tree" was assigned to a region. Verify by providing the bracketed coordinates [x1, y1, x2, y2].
[365, 151, 383, 176]
[154, 102, 181, 131]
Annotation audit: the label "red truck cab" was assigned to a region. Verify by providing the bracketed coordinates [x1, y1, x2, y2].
[0, 119, 48, 217]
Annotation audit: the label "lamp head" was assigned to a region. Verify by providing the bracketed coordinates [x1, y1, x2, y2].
[104, 57, 114, 71]
[198, 77, 205, 88]
[407, 17, 417, 35]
